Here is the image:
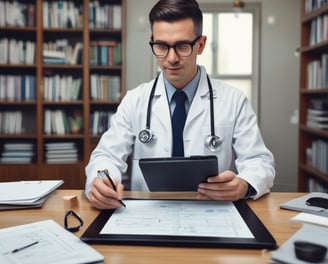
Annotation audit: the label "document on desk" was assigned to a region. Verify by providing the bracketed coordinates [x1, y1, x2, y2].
[82, 199, 277, 249]
[100, 200, 254, 238]
[0, 180, 63, 205]
[0, 219, 104, 264]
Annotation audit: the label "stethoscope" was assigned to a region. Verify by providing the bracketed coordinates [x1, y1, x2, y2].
[138, 74, 222, 152]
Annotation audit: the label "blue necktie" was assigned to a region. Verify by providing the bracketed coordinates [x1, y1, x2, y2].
[172, 91, 187, 157]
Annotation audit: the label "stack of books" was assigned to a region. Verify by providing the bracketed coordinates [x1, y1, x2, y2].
[307, 99, 328, 129]
[43, 40, 82, 65]
[0, 142, 35, 164]
[44, 142, 78, 164]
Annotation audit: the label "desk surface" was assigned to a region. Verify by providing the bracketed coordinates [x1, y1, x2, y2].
[0, 190, 305, 264]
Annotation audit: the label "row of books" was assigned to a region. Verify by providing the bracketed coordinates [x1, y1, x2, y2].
[305, 0, 328, 13]
[309, 14, 328, 46]
[43, 1, 83, 28]
[0, 38, 35, 64]
[0, 0, 122, 29]
[90, 40, 122, 66]
[44, 141, 78, 164]
[0, 1, 35, 27]
[89, 111, 114, 135]
[90, 74, 121, 101]
[0, 111, 35, 134]
[43, 40, 83, 65]
[308, 177, 328, 192]
[89, 1, 121, 29]
[0, 75, 36, 101]
[306, 53, 328, 89]
[0, 142, 35, 164]
[306, 139, 328, 174]
[44, 109, 83, 135]
[0, 37, 121, 66]
[44, 75, 82, 101]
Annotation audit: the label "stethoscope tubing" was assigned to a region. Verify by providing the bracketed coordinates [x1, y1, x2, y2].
[138, 73, 222, 151]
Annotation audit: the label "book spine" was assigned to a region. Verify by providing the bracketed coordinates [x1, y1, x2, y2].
[0, 75, 36, 101]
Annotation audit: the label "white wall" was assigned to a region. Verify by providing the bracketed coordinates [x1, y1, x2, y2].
[260, 0, 300, 191]
[126, 0, 300, 192]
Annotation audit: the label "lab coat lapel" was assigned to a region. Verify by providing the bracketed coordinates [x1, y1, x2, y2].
[151, 75, 172, 134]
[185, 70, 210, 126]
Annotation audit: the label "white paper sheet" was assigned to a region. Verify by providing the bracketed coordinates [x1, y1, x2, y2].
[100, 200, 254, 238]
[0, 220, 103, 264]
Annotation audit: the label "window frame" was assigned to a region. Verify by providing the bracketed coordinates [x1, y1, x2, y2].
[199, 3, 261, 115]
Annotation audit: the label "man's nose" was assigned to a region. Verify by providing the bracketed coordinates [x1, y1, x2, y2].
[166, 46, 179, 62]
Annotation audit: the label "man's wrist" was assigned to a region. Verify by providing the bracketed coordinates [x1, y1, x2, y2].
[245, 183, 257, 198]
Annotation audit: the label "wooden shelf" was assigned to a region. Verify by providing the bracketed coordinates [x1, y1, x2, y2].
[0, 0, 126, 188]
[298, 0, 328, 192]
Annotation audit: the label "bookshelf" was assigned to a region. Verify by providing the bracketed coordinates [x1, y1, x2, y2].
[0, 0, 126, 188]
[299, 0, 328, 192]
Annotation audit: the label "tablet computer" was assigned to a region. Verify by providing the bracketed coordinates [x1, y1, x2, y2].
[138, 155, 218, 191]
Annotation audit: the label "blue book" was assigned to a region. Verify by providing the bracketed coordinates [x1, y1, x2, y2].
[101, 46, 108, 66]
[30, 76, 36, 100]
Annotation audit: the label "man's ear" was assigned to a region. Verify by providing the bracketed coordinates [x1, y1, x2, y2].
[197, 35, 207, 55]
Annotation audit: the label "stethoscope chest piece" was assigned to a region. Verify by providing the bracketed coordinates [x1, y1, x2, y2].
[138, 129, 155, 144]
[205, 135, 222, 151]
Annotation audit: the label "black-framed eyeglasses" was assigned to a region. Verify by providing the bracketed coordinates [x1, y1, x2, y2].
[64, 210, 83, 232]
[149, 36, 202, 58]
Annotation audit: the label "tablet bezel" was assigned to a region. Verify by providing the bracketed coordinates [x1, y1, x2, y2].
[138, 156, 218, 192]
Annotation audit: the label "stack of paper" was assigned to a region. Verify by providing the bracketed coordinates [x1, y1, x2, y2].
[0, 180, 63, 210]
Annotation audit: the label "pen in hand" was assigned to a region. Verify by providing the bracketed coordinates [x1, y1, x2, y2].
[97, 169, 126, 208]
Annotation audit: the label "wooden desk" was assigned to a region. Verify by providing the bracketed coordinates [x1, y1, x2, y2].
[0, 191, 305, 264]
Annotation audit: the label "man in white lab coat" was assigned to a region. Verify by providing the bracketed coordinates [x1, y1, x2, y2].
[85, 0, 275, 210]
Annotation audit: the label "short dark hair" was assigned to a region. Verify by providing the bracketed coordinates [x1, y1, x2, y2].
[149, 0, 203, 36]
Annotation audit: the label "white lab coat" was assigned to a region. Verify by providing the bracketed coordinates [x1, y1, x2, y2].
[85, 66, 275, 199]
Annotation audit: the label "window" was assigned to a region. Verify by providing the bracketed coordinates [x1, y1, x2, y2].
[198, 4, 260, 113]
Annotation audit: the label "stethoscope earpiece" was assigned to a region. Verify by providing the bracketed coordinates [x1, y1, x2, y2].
[138, 73, 221, 151]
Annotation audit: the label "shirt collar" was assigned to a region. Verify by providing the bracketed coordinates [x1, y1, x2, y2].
[164, 66, 201, 104]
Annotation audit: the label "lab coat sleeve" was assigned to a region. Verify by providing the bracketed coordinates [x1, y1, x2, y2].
[84, 89, 137, 198]
[232, 94, 275, 200]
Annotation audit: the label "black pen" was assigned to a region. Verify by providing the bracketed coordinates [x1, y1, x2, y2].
[3, 241, 39, 255]
[97, 169, 126, 207]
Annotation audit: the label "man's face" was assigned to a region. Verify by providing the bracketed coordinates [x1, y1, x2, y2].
[152, 18, 206, 89]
